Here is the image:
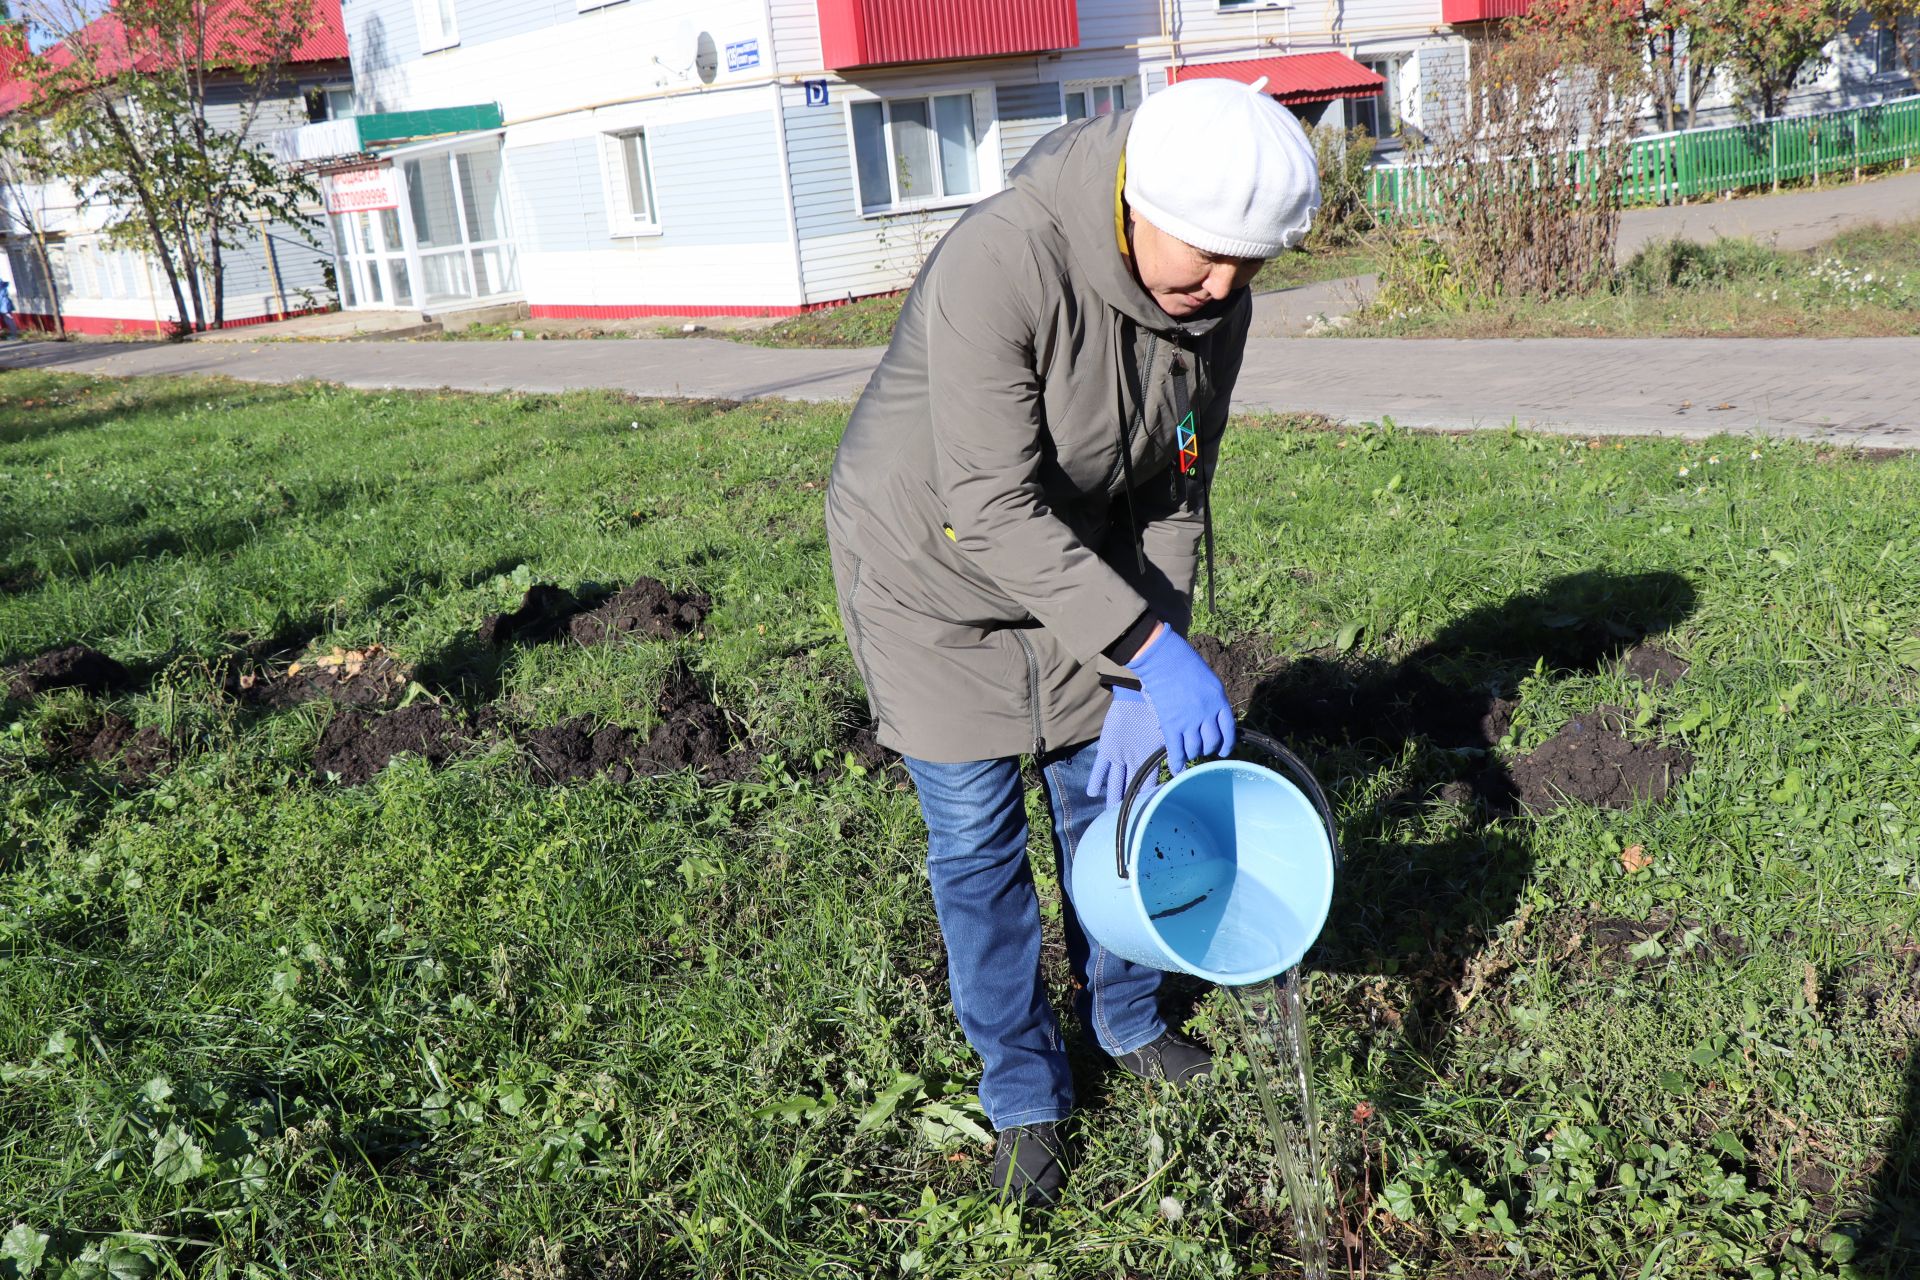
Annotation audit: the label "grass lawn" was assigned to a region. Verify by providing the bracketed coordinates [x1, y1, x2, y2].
[1340, 219, 1920, 339]
[5, 374, 1920, 1278]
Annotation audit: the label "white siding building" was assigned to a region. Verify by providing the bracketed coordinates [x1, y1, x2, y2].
[277, 0, 1916, 319]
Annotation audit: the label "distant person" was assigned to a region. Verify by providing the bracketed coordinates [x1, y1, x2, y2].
[0, 277, 20, 339]
[825, 78, 1319, 1205]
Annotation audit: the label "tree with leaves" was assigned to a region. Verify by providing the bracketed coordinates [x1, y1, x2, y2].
[1704, 0, 1848, 120]
[1863, 0, 1920, 89]
[1519, 0, 1725, 132]
[11, 0, 323, 332]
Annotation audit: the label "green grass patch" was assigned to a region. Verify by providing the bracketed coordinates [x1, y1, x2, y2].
[725, 291, 908, 350]
[1343, 217, 1920, 338]
[5, 376, 1920, 1277]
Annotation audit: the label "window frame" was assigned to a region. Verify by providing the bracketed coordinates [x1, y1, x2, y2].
[1351, 54, 1408, 144]
[843, 87, 993, 218]
[601, 127, 663, 238]
[1063, 77, 1136, 120]
[415, 0, 459, 54]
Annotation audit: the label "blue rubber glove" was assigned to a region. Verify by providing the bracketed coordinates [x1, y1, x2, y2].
[1129, 626, 1236, 775]
[1086, 687, 1163, 810]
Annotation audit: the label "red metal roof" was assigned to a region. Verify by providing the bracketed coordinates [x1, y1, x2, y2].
[1166, 52, 1385, 105]
[819, 0, 1078, 71]
[0, 0, 346, 115]
[1441, 0, 1533, 21]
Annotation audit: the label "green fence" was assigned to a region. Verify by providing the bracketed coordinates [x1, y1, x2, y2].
[1368, 93, 1920, 218]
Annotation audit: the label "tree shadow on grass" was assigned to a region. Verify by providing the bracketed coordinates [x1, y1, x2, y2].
[0, 375, 281, 450]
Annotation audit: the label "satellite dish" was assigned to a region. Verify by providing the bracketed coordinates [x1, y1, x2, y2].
[694, 32, 718, 84]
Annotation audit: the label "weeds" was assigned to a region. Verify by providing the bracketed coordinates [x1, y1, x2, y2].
[4, 378, 1920, 1276]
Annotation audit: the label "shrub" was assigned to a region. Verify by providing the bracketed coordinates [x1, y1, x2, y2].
[1308, 123, 1378, 248]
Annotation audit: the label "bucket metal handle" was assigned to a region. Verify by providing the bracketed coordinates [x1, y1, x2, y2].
[1112, 730, 1341, 882]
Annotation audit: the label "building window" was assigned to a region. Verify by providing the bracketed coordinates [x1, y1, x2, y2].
[602, 129, 660, 235]
[1065, 80, 1131, 119]
[1351, 56, 1405, 141]
[306, 84, 356, 122]
[415, 0, 458, 53]
[849, 91, 983, 214]
[1875, 23, 1905, 75]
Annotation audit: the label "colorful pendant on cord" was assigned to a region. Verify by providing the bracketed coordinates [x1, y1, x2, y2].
[1176, 412, 1199, 475]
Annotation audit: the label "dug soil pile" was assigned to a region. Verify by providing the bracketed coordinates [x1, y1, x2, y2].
[568, 577, 711, 646]
[477, 583, 589, 647]
[44, 713, 173, 783]
[1510, 706, 1692, 813]
[475, 576, 710, 650]
[1623, 644, 1690, 688]
[5, 644, 131, 699]
[313, 704, 478, 785]
[233, 646, 409, 709]
[523, 664, 753, 784]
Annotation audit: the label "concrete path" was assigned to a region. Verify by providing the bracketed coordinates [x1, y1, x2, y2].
[6, 331, 1917, 448]
[1249, 167, 1920, 335]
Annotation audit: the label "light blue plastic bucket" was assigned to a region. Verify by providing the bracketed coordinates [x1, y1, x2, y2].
[1069, 732, 1337, 986]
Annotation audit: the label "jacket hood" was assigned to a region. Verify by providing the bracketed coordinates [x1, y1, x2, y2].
[1008, 111, 1235, 338]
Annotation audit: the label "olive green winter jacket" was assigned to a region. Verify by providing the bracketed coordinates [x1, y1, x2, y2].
[824, 109, 1251, 763]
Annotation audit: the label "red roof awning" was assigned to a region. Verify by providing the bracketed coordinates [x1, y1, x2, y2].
[818, 0, 1079, 71]
[1166, 52, 1384, 105]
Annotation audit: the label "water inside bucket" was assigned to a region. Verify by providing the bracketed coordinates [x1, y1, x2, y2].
[1132, 763, 1326, 981]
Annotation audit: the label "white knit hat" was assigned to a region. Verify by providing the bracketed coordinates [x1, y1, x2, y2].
[1124, 77, 1321, 259]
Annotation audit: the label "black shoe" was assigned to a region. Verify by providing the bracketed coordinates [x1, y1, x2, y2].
[1113, 1031, 1214, 1085]
[990, 1121, 1067, 1206]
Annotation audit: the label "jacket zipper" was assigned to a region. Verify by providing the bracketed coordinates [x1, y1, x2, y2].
[1013, 629, 1045, 755]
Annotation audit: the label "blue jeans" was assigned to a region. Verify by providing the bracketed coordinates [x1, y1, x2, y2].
[903, 738, 1166, 1130]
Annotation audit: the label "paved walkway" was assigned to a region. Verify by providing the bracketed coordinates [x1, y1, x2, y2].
[6, 331, 1917, 448]
[6, 172, 1917, 447]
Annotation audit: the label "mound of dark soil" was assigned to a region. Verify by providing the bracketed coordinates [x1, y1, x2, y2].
[523, 665, 752, 784]
[43, 713, 174, 783]
[235, 646, 409, 709]
[1575, 911, 1744, 969]
[1623, 644, 1690, 688]
[568, 577, 711, 647]
[313, 704, 475, 785]
[477, 583, 591, 647]
[5, 645, 131, 699]
[1189, 632, 1287, 711]
[1509, 706, 1692, 813]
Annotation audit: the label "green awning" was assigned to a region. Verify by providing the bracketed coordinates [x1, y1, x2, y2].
[356, 104, 504, 150]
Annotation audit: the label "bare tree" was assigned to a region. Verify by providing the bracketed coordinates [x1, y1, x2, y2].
[1383, 17, 1647, 308]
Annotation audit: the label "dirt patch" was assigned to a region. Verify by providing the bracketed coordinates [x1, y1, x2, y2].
[0, 566, 38, 596]
[43, 713, 174, 783]
[568, 577, 711, 647]
[1568, 911, 1746, 969]
[1189, 632, 1288, 711]
[523, 664, 753, 784]
[313, 704, 477, 785]
[1623, 644, 1690, 688]
[1510, 707, 1692, 813]
[5, 644, 131, 700]
[234, 645, 410, 709]
[477, 584, 593, 647]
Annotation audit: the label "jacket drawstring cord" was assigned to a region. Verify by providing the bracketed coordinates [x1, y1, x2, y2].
[1115, 322, 1147, 575]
